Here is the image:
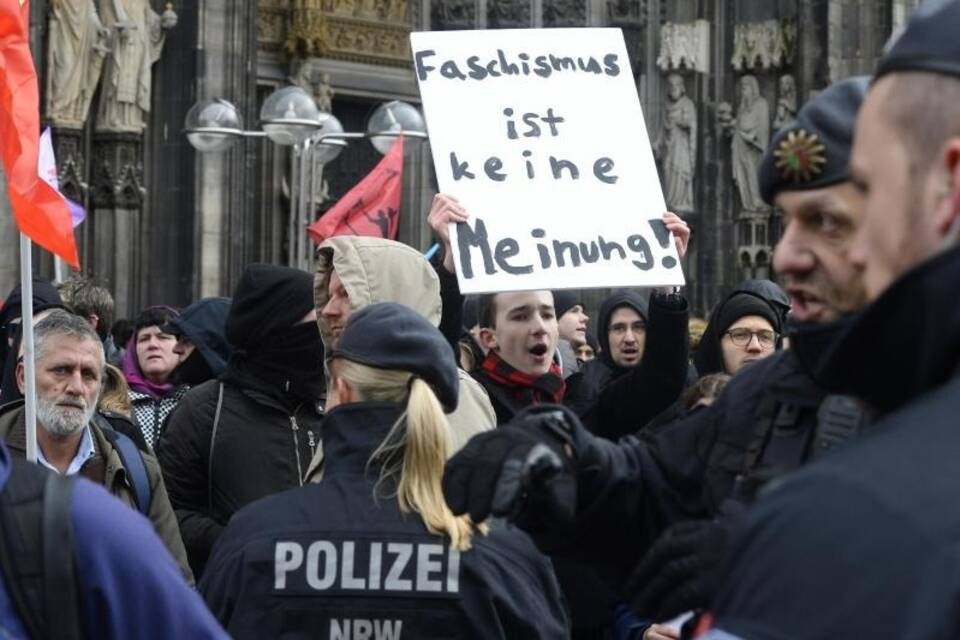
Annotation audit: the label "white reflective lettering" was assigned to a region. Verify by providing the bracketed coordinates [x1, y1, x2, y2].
[446, 547, 461, 593]
[369, 542, 383, 590]
[377, 620, 403, 640]
[384, 543, 413, 591]
[274, 541, 304, 589]
[354, 619, 373, 640]
[306, 540, 337, 590]
[330, 619, 348, 640]
[416, 544, 444, 592]
[341, 541, 367, 589]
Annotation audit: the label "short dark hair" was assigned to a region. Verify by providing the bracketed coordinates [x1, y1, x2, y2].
[111, 318, 134, 347]
[476, 294, 498, 329]
[133, 306, 179, 335]
[58, 276, 115, 339]
[881, 73, 960, 174]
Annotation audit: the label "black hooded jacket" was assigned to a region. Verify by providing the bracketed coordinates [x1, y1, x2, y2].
[169, 297, 232, 386]
[564, 290, 689, 440]
[158, 265, 324, 578]
[693, 291, 782, 377]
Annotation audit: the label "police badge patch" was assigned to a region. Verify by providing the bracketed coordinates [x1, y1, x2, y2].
[773, 129, 827, 183]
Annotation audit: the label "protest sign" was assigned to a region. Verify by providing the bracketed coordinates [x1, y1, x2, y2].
[411, 28, 685, 293]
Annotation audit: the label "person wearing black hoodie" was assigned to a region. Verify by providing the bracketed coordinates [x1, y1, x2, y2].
[693, 289, 783, 378]
[0, 279, 63, 397]
[157, 265, 324, 578]
[164, 297, 232, 387]
[564, 289, 690, 441]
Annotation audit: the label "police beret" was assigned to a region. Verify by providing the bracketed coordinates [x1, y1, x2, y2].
[877, 0, 960, 81]
[332, 302, 459, 413]
[759, 76, 870, 205]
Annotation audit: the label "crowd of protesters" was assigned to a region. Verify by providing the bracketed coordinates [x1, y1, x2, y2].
[2, 2, 960, 638]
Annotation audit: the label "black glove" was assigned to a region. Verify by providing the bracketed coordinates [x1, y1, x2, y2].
[627, 518, 733, 621]
[443, 404, 588, 525]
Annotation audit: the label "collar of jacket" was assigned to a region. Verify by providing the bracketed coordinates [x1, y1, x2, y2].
[792, 244, 960, 415]
[321, 401, 406, 477]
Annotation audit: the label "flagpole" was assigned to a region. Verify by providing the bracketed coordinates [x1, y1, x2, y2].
[19, 233, 38, 463]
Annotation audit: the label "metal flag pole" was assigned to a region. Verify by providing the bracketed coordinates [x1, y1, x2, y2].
[19, 233, 38, 463]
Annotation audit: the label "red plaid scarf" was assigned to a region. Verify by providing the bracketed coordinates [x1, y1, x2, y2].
[481, 350, 566, 406]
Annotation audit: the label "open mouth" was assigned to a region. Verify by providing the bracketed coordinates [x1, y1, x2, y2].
[529, 344, 548, 357]
[788, 288, 825, 322]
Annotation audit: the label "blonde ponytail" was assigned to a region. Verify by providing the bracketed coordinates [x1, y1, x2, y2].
[333, 359, 484, 550]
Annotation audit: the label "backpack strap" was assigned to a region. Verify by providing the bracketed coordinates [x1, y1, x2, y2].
[0, 459, 46, 638]
[109, 430, 152, 515]
[208, 382, 225, 512]
[42, 473, 81, 640]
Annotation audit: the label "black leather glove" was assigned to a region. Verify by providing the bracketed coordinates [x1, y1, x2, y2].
[627, 518, 733, 621]
[443, 404, 588, 525]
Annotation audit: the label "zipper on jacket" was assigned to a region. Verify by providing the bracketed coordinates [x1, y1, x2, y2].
[289, 415, 304, 486]
[306, 428, 316, 456]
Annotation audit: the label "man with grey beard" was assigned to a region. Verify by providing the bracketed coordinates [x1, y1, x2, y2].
[0, 309, 193, 582]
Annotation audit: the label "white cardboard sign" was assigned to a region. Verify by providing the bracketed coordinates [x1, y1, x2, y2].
[411, 28, 685, 294]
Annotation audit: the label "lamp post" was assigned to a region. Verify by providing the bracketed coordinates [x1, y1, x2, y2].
[184, 87, 427, 270]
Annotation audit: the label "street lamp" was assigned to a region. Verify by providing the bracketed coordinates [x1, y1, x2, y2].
[184, 85, 428, 269]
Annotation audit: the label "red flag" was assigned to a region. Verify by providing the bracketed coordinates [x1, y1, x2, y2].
[0, 0, 79, 267]
[308, 136, 404, 243]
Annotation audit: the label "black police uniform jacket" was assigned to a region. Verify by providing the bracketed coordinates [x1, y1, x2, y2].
[707, 244, 960, 639]
[200, 401, 569, 640]
[534, 336, 844, 573]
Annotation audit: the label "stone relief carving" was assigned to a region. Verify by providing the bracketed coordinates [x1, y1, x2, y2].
[45, 0, 110, 129]
[772, 74, 797, 132]
[655, 73, 697, 213]
[257, 0, 288, 52]
[543, 0, 586, 27]
[290, 62, 335, 113]
[718, 75, 770, 213]
[731, 19, 796, 71]
[431, 0, 475, 30]
[607, 0, 645, 25]
[657, 20, 710, 73]
[95, 0, 177, 134]
[488, 0, 530, 28]
[286, 0, 326, 58]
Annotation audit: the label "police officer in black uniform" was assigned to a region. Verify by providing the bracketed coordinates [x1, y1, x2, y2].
[200, 302, 568, 639]
[442, 76, 873, 628]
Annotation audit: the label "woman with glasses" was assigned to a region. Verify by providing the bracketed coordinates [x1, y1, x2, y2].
[693, 290, 782, 377]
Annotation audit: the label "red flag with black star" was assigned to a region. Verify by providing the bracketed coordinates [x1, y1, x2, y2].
[0, 0, 79, 267]
[308, 136, 403, 243]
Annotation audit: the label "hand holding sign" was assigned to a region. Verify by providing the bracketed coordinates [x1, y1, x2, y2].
[427, 193, 469, 273]
[412, 28, 685, 294]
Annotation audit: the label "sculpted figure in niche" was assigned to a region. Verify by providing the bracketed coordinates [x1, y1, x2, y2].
[45, 0, 110, 129]
[773, 74, 797, 131]
[729, 75, 770, 212]
[655, 73, 697, 212]
[95, 0, 177, 133]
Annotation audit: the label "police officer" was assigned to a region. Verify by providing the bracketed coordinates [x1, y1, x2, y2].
[200, 302, 568, 639]
[442, 75, 873, 629]
[700, 2, 960, 637]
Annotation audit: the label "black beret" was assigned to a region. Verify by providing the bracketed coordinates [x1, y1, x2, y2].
[332, 302, 459, 413]
[759, 76, 870, 205]
[877, 0, 960, 81]
[551, 290, 582, 320]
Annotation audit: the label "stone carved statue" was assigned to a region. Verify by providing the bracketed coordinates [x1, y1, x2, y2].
[45, 0, 110, 129]
[720, 75, 770, 212]
[655, 74, 697, 212]
[773, 73, 797, 131]
[95, 0, 177, 133]
[731, 19, 795, 71]
[291, 62, 335, 113]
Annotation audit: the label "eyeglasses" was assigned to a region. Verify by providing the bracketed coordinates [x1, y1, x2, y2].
[724, 328, 778, 349]
[609, 320, 646, 336]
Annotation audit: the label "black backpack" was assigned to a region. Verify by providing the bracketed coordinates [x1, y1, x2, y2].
[0, 457, 81, 639]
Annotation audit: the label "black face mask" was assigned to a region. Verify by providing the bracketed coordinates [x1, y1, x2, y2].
[224, 321, 325, 406]
[172, 349, 213, 386]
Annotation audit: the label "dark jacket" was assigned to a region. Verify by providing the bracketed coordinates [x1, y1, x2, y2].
[564, 291, 690, 440]
[157, 379, 321, 578]
[200, 402, 569, 640]
[709, 245, 960, 640]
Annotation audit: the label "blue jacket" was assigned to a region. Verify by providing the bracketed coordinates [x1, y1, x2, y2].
[0, 440, 226, 639]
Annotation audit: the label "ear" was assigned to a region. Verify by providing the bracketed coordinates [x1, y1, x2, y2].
[335, 376, 353, 404]
[15, 361, 25, 394]
[86, 314, 99, 330]
[478, 327, 498, 353]
[937, 139, 960, 238]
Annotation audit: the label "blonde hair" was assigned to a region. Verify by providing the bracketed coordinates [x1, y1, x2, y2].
[333, 358, 483, 551]
[99, 364, 132, 416]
